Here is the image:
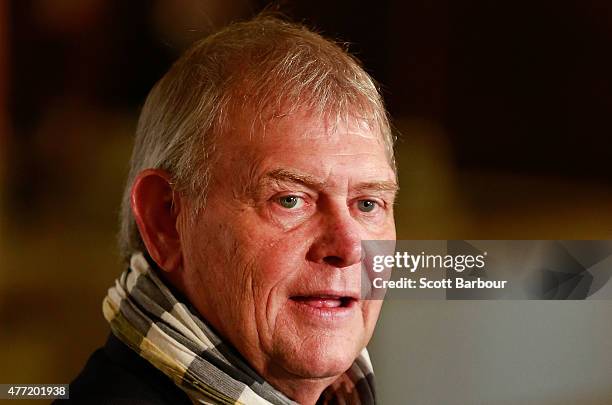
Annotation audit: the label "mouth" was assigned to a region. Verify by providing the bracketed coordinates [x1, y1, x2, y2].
[290, 295, 356, 309]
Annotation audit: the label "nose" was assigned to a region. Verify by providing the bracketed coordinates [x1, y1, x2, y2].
[307, 205, 363, 268]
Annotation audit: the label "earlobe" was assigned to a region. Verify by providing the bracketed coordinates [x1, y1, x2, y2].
[130, 169, 183, 273]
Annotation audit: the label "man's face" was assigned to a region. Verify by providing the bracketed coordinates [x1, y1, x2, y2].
[179, 108, 397, 381]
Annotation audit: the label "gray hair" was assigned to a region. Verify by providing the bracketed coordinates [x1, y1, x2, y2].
[119, 15, 395, 262]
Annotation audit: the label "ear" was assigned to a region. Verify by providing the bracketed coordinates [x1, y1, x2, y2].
[130, 169, 183, 273]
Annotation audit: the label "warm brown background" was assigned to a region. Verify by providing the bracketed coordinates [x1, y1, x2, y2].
[1, 1, 611, 404]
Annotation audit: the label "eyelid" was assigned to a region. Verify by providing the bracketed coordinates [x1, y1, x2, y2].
[274, 190, 309, 198]
[270, 188, 314, 201]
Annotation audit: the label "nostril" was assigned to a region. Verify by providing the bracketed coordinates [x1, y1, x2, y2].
[307, 235, 363, 267]
[323, 256, 345, 267]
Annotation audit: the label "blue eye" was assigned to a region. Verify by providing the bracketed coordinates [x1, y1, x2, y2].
[357, 200, 377, 212]
[278, 195, 303, 209]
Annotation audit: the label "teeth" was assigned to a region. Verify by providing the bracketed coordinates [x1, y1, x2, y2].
[294, 296, 344, 308]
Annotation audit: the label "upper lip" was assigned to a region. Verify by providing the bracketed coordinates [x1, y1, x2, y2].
[290, 290, 360, 300]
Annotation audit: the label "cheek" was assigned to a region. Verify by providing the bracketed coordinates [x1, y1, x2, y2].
[361, 299, 383, 337]
[249, 235, 311, 330]
[179, 214, 255, 328]
[367, 214, 396, 241]
[244, 224, 331, 354]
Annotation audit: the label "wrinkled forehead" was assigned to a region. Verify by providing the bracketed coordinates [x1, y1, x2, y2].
[222, 101, 391, 157]
[211, 105, 397, 200]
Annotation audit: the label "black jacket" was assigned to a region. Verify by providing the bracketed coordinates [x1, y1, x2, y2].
[54, 333, 192, 404]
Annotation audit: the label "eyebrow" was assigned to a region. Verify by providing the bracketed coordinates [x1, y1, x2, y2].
[353, 180, 399, 194]
[264, 168, 326, 189]
[256, 168, 399, 196]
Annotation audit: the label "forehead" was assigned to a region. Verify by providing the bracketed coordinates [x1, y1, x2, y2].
[215, 108, 394, 183]
[224, 107, 386, 154]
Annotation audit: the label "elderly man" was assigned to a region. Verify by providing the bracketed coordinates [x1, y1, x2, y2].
[62, 15, 397, 405]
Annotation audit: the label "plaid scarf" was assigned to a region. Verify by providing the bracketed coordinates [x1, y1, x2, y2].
[102, 252, 377, 404]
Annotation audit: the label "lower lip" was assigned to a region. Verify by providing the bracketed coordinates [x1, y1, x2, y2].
[288, 297, 358, 321]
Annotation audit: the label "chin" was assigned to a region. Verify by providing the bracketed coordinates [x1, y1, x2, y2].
[275, 334, 362, 379]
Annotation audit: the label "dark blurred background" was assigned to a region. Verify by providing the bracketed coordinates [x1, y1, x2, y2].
[1, 1, 612, 403]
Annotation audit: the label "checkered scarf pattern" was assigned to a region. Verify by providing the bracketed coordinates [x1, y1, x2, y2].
[102, 252, 377, 405]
